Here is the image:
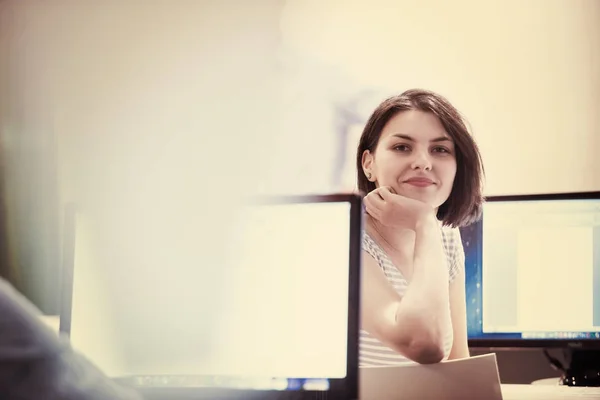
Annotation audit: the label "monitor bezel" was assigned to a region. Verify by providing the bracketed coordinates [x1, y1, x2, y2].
[60, 193, 362, 400]
[467, 190, 600, 349]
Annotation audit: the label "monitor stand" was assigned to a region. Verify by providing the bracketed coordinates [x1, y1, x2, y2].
[561, 349, 600, 387]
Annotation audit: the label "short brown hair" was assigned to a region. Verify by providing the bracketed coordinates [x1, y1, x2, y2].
[356, 89, 485, 228]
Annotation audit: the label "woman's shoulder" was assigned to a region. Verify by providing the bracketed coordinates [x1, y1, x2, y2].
[361, 231, 397, 272]
[361, 230, 384, 262]
[440, 223, 463, 246]
[439, 223, 466, 281]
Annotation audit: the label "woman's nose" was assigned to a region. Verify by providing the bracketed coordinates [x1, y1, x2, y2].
[410, 150, 432, 171]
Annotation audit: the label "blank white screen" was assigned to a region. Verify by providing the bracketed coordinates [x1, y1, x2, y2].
[481, 199, 600, 333]
[69, 200, 351, 380]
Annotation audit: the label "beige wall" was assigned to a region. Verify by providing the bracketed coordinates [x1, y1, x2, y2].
[0, 0, 289, 367]
[2, 0, 599, 385]
[281, 0, 600, 195]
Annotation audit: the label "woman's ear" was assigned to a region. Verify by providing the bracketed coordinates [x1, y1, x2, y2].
[362, 150, 374, 181]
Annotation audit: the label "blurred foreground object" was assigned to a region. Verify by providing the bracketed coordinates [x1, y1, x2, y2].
[0, 278, 142, 400]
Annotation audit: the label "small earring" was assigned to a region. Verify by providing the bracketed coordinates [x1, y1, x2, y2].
[366, 172, 372, 180]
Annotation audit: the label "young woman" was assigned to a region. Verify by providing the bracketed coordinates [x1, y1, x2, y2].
[356, 89, 484, 366]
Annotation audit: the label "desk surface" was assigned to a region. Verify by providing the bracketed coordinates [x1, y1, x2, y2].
[502, 383, 600, 399]
[41, 315, 599, 399]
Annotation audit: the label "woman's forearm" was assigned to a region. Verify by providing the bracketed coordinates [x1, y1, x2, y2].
[391, 215, 451, 361]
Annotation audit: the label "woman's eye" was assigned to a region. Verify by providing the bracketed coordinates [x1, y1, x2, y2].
[393, 144, 410, 152]
[433, 146, 450, 154]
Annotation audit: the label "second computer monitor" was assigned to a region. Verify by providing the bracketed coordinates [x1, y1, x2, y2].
[464, 191, 600, 348]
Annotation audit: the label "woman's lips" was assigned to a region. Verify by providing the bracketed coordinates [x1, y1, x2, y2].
[403, 177, 435, 187]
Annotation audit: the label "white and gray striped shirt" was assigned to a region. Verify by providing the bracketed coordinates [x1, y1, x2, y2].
[360, 223, 465, 366]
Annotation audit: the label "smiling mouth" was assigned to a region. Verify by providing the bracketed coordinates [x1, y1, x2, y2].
[403, 178, 435, 187]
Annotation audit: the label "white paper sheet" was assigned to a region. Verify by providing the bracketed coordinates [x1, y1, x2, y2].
[359, 353, 503, 400]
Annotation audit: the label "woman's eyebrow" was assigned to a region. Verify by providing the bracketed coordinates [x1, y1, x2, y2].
[390, 133, 452, 143]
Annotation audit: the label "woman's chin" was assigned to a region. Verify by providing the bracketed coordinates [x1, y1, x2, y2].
[396, 189, 429, 202]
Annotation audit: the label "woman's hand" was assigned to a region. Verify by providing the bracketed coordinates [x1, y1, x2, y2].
[364, 186, 436, 231]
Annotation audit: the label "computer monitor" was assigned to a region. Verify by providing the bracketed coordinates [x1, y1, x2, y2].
[463, 191, 600, 385]
[60, 193, 362, 399]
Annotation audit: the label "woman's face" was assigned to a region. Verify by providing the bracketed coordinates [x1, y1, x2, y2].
[362, 110, 457, 209]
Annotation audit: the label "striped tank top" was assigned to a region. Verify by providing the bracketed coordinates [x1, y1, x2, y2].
[359, 223, 465, 366]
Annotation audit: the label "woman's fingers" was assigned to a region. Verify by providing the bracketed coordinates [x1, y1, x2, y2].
[363, 195, 381, 219]
[365, 205, 380, 220]
[363, 195, 373, 211]
[377, 186, 396, 200]
[368, 189, 386, 205]
[365, 195, 384, 214]
[369, 187, 402, 224]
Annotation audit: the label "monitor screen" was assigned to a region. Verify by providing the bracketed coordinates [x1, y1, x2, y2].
[66, 198, 354, 390]
[464, 193, 600, 344]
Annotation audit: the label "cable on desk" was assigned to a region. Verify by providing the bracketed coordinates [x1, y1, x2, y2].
[543, 348, 566, 373]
